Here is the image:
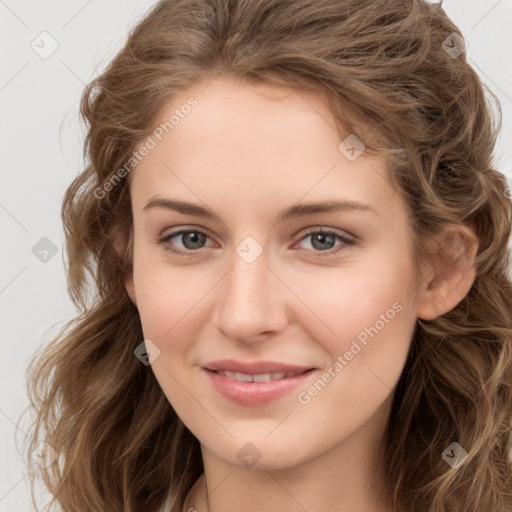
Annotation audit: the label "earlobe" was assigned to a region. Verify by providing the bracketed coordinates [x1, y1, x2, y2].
[111, 223, 137, 307]
[125, 273, 137, 307]
[416, 225, 478, 321]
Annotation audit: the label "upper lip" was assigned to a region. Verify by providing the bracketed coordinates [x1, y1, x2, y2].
[203, 359, 314, 375]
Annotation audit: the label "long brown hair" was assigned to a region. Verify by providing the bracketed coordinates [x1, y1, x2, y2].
[24, 0, 512, 511]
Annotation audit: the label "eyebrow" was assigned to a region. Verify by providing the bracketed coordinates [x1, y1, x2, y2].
[143, 196, 378, 222]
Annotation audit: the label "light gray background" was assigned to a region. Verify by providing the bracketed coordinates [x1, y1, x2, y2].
[1, 1, 511, 509]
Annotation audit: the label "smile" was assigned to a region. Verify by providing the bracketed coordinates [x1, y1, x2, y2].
[202, 361, 316, 406]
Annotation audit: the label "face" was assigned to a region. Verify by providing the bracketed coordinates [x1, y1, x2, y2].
[126, 75, 425, 470]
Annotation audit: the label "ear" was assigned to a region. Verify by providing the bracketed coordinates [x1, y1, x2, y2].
[416, 224, 478, 320]
[112, 224, 137, 307]
[124, 272, 137, 307]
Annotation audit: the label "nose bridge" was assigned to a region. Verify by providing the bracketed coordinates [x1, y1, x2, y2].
[213, 241, 286, 342]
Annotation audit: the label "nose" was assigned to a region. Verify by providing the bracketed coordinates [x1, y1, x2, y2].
[211, 246, 288, 344]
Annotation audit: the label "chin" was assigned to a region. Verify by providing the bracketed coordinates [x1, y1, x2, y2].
[203, 435, 315, 472]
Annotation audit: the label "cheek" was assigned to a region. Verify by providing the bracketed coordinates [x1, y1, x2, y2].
[132, 254, 212, 342]
[291, 253, 418, 419]
[296, 256, 416, 355]
[293, 267, 416, 438]
[132, 263, 209, 411]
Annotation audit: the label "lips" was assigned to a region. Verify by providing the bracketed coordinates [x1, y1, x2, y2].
[202, 359, 316, 406]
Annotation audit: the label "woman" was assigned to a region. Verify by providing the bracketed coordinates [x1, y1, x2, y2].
[25, 0, 512, 511]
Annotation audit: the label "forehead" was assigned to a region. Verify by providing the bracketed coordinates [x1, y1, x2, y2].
[129, 76, 398, 218]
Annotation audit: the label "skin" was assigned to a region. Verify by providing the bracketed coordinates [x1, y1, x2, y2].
[124, 75, 478, 512]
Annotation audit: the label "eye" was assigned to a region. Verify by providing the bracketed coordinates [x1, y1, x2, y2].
[157, 229, 214, 255]
[294, 229, 354, 257]
[157, 227, 355, 257]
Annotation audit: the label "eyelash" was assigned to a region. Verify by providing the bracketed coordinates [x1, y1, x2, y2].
[157, 228, 355, 258]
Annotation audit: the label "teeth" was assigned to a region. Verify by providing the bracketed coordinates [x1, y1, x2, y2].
[253, 373, 272, 382]
[235, 372, 253, 382]
[216, 370, 301, 382]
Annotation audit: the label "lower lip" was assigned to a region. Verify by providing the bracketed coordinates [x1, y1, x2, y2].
[203, 368, 315, 406]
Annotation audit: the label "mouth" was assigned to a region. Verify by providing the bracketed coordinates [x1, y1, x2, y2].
[211, 369, 310, 382]
[202, 360, 316, 406]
